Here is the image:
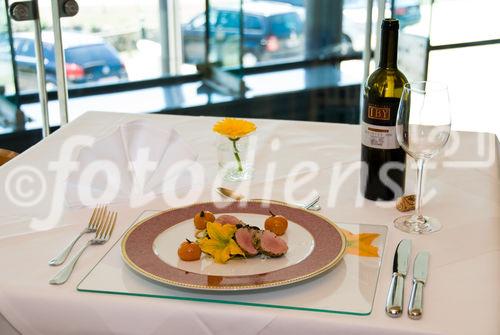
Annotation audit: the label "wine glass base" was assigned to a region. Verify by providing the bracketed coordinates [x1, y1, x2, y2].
[394, 214, 442, 234]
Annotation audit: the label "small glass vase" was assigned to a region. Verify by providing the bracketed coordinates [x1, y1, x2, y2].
[217, 135, 254, 182]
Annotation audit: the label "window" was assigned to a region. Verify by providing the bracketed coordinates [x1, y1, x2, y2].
[190, 14, 206, 29]
[269, 13, 302, 37]
[65, 44, 119, 65]
[217, 11, 240, 30]
[244, 15, 263, 31]
[43, 43, 55, 62]
[425, 0, 500, 135]
[17, 39, 35, 57]
[1, 0, 373, 134]
[430, 0, 500, 46]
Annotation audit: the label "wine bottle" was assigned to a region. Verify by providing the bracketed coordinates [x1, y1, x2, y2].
[360, 18, 407, 201]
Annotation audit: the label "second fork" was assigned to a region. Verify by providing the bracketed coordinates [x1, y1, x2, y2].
[49, 211, 117, 285]
[48, 205, 107, 266]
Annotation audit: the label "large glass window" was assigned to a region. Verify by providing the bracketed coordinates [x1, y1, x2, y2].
[6, 0, 366, 94]
[430, 0, 500, 46]
[0, 0, 18, 134]
[426, 0, 500, 135]
[8, 0, 207, 93]
[428, 44, 500, 135]
[6, 0, 471, 137]
[0, 1, 15, 96]
[1, 0, 411, 135]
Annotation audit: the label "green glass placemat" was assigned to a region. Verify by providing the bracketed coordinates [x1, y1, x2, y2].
[78, 211, 387, 316]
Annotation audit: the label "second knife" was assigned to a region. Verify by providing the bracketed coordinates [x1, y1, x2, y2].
[385, 239, 412, 317]
[408, 251, 430, 320]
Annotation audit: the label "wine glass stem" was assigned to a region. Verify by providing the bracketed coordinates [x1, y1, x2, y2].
[415, 158, 425, 219]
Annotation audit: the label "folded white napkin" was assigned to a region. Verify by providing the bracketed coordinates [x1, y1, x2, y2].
[65, 119, 198, 207]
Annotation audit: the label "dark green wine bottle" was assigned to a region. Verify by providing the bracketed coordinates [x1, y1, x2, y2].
[360, 18, 407, 201]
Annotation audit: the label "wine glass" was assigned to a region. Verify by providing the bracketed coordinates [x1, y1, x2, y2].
[394, 81, 451, 234]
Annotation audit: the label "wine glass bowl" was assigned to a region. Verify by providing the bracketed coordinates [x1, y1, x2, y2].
[397, 124, 450, 160]
[394, 81, 451, 234]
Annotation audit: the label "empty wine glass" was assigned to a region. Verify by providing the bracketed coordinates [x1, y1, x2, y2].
[394, 81, 451, 234]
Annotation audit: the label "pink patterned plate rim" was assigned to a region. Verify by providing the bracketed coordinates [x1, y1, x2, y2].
[121, 201, 346, 291]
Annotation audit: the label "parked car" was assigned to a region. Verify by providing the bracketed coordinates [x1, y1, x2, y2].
[262, 0, 421, 28]
[13, 32, 128, 91]
[182, 1, 305, 66]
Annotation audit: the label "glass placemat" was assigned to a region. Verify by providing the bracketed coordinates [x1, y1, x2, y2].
[78, 211, 387, 316]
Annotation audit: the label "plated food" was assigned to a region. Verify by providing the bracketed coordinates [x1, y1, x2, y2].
[121, 201, 346, 291]
[178, 211, 289, 263]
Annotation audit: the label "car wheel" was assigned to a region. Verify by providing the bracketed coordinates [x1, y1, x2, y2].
[242, 52, 258, 67]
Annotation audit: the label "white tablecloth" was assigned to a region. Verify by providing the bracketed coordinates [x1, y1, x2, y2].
[0, 112, 499, 335]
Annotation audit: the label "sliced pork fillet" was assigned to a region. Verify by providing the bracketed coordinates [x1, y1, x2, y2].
[234, 226, 259, 257]
[215, 214, 241, 226]
[253, 230, 288, 257]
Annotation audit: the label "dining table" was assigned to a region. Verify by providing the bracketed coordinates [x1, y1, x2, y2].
[0, 111, 499, 335]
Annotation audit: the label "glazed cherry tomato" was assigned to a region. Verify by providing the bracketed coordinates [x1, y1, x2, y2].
[264, 211, 288, 236]
[194, 210, 215, 230]
[178, 240, 201, 261]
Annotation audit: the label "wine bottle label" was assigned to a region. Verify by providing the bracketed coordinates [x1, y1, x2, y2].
[361, 122, 399, 149]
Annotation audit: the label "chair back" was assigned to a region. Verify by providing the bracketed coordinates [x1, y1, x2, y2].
[0, 148, 18, 166]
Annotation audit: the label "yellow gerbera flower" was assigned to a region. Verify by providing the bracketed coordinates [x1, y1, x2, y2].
[213, 118, 256, 140]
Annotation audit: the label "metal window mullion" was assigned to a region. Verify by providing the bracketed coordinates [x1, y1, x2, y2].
[50, 0, 69, 126]
[204, 0, 210, 65]
[171, 0, 182, 74]
[32, 1, 50, 137]
[238, 0, 243, 72]
[374, 0, 385, 67]
[9, 0, 51, 137]
[362, 0, 374, 83]
[159, 0, 170, 75]
[4, 0, 20, 107]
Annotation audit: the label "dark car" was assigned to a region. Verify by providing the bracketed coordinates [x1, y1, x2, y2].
[182, 1, 304, 66]
[13, 32, 127, 91]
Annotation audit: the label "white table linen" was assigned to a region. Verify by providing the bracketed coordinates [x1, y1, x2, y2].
[0, 111, 499, 335]
[65, 118, 197, 207]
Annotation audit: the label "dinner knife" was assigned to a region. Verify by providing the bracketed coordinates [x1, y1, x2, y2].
[408, 251, 430, 320]
[385, 239, 411, 318]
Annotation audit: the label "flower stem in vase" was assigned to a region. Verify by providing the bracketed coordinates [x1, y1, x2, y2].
[231, 138, 243, 172]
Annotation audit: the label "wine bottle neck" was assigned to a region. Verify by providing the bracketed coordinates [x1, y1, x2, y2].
[379, 28, 399, 69]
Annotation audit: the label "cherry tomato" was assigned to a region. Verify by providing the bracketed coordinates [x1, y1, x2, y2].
[194, 210, 215, 230]
[264, 211, 288, 236]
[178, 240, 201, 261]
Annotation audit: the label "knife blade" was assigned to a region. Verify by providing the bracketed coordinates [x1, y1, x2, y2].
[385, 239, 412, 318]
[408, 251, 429, 320]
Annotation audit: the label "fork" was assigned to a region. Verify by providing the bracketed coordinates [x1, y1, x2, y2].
[48, 205, 107, 266]
[49, 211, 117, 285]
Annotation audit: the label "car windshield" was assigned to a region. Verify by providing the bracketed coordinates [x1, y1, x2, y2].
[65, 44, 118, 65]
[269, 13, 302, 37]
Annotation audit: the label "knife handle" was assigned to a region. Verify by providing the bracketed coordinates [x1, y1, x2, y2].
[408, 279, 424, 320]
[386, 272, 405, 318]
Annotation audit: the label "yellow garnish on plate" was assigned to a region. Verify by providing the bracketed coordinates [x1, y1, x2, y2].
[341, 229, 381, 257]
[213, 118, 256, 140]
[198, 222, 245, 263]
